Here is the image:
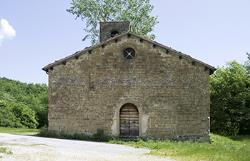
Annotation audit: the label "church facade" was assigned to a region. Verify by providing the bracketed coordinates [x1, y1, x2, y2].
[43, 22, 215, 141]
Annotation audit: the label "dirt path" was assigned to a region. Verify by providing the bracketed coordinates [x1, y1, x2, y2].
[0, 133, 173, 161]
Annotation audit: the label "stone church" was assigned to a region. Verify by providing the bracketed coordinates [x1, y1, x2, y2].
[43, 21, 215, 141]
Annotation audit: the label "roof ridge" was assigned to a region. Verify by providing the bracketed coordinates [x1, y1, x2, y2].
[128, 32, 216, 71]
[42, 31, 130, 71]
[42, 31, 216, 73]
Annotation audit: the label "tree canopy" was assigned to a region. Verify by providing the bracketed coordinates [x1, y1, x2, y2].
[67, 0, 158, 44]
[244, 53, 250, 73]
[210, 61, 250, 135]
[0, 77, 48, 128]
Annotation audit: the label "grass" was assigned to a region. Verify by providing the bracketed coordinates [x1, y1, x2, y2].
[0, 146, 12, 157]
[1, 127, 249, 161]
[0, 147, 12, 154]
[0, 127, 40, 135]
[109, 134, 250, 161]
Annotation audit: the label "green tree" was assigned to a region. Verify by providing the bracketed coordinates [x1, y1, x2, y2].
[0, 77, 48, 128]
[0, 100, 38, 128]
[0, 100, 22, 128]
[244, 53, 250, 73]
[11, 102, 38, 128]
[210, 61, 250, 135]
[36, 94, 48, 128]
[67, 0, 158, 44]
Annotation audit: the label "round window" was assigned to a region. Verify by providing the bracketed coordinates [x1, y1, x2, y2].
[123, 48, 135, 59]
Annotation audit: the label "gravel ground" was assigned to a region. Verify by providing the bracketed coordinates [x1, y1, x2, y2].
[0, 133, 173, 161]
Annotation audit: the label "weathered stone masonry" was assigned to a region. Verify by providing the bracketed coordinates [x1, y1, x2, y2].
[43, 22, 215, 141]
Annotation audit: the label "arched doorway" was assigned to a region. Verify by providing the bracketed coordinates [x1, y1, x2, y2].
[120, 103, 139, 137]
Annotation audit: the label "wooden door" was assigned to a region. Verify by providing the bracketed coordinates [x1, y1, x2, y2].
[120, 104, 139, 137]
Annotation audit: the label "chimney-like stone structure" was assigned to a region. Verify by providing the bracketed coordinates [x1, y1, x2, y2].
[100, 21, 130, 42]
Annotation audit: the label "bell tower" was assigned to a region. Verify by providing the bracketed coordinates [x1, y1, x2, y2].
[99, 21, 130, 42]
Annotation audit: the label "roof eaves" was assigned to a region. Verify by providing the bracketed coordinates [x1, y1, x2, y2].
[43, 31, 216, 74]
[42, 31, 130, 72]
[128, 32, 216, 72]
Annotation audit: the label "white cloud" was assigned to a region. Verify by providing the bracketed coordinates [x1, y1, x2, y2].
[0, 19, 16, 45]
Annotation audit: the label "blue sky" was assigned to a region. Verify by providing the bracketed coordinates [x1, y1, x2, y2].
[0, 0, 249, 84]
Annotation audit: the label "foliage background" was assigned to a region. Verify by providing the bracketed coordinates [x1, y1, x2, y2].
[0, 78, 48, 128]
[67, 0, 158, 44]
[210, 61, 250, 135]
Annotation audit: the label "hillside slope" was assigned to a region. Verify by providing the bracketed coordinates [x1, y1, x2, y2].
[0, 77, 48, 128]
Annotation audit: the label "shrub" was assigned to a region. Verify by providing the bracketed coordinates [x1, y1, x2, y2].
[36, 106, 48, 128]
[92, 129, 111, 142]
[210, 61, 250, 135]
[0, 100, 22, 128]
[0, 100, 38, 128]
[38, 127, 59, 138]
[38, 128, 111, 142]
[11, 103, 38, 128]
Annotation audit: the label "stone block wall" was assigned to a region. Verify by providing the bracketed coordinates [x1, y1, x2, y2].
[48, 34, 210, 141]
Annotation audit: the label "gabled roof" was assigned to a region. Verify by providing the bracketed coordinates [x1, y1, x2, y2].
[42, 31, 216, 74]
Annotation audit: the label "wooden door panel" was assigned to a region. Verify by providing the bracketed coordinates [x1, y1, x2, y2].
[120, 104, 139, 137]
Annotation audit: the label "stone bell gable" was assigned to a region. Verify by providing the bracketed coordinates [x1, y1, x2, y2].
[100, 21, 130, 42]
[43, 21, 215, 141]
